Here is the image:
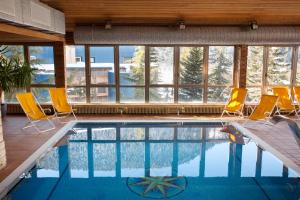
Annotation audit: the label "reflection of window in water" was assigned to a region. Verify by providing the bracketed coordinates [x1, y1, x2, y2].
[177, 128, 202, 140]
[37, 148, 59, 178]
[121, 142, 145, 177]
[120, 128, 145, 140]
[93, 143, 116, 177]
[178, 143, 201, 177]
[149, 128, 174, 140]
[92, 128, 116, 140]
[150, 143, 173, 176]
[69, 142, 88, 178]
[261, 151, 283, 177]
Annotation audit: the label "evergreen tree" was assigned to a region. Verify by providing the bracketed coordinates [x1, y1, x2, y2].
[267, 47, 291, 85]
[208, 47, 233, 101]
[179, 47, 204, 101]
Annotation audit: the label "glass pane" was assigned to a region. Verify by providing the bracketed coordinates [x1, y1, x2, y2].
[246, 87, 261, 103]
[90, 47, 114, 84]
[90, 87, 116, 103]
[69, 142, 88, 178]
[92, 128, 116, 140]
[66, 45, 86, 86]
[121, 142, 145, 177]
[119, 46, 145, 85]
[205, 142, 229, 177]
[29, 46, 55, 84]
[247, 46, 263, 86]
[178, 87, 203, 103]
[297, 47, 300, 84]
[150, 143, 173, 176]
[267, 47, 292, 85]
[177, 127, 202, 140]
[149, 128, 174, 140]
[150, 47, 173, 84]
[120, 128, 145, 140]
[179, 47, 204, 85]
[120, 87, 145, 103]
[149, 87, 174, 103]
[0, 45, 24, 60]
[31, 87, 50, 103]
[4, 88, 26, 103]
[207, 87, 231, 103]
[178, 143, 201, 177]
[93, 143, 116, 177]
[208, 46, 234, 86]
[67, 87, 86, 103]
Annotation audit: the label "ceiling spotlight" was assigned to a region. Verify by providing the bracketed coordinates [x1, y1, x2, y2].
[249, 21, 258, 30]
[105, 21, 112, 30]
[179, 21, 186, 30]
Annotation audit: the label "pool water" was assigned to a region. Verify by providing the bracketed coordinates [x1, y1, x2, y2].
[7, 122, 300, 200]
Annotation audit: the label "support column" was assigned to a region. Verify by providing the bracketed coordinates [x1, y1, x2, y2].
[238, 45, 248, 88]
[54, 42, 66, 88]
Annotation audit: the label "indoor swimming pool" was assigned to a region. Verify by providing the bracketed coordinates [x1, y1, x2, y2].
[7, 122, 300, 200]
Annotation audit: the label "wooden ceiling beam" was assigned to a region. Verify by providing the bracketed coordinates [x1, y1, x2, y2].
[0, 23, 65, 42]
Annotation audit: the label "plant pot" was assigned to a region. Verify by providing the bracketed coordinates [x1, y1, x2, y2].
[1, 103, 7, 117]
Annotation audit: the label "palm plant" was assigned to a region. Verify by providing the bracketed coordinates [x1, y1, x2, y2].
[0, 45, 36, 105]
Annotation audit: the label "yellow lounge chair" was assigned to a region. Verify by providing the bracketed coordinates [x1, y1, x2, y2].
[293, 86, 300, 115]
[272, 86, 298, 117]
[245, 94, 278, 124]
[221, 88, 247, 118]
[16, 92, 55, 132]
[49, 88, 77, 120]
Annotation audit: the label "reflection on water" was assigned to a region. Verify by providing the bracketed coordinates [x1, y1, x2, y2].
[8, 123, 300, 200]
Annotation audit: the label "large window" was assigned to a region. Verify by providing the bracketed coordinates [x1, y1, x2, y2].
[267, 47, 292, 87]
[246, 46, 293, 103]
[2, 45, 25, 103]
[29, 46, 55, 103]
[66, 45, 86, 103]
[179, 47, 204, 103]
[208, 46, 234, 103]
[246, 46, 264, 103]
[149, 47, 174, 103]
[90, 46, 116, 103]
[119, 46, 145, 103]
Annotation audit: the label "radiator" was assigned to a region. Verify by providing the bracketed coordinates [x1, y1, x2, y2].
[6, 104, 224, 115]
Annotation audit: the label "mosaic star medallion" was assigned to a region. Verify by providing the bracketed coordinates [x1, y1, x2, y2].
[127, 175, 187, 199]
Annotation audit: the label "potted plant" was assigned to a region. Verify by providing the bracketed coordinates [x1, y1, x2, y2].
[0, 46, 36, 116]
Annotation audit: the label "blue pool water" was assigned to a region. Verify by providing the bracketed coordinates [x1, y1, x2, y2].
[7, 122, 300, 200]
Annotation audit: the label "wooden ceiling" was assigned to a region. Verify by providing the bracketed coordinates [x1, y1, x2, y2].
[41, 0, 300, 31]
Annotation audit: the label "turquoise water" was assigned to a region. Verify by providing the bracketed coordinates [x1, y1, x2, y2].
[7, 122, 300, 200]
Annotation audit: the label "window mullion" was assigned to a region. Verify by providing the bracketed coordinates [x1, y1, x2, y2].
[203, 46, 209, 103]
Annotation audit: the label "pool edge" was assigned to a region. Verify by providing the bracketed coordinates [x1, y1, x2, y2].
[0, 121, 77, 199]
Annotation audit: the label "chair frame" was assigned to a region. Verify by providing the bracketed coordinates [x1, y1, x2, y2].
[16, 94, 55, 133]
[49, 88, 77, 122]
[221, 88, 247, 118]
[273, 87, 299, 119]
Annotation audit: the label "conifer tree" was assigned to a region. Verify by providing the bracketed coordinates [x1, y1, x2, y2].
[179, 47, 204, 101]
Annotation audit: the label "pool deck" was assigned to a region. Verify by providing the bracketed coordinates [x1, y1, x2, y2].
[1, 114, 300, 196]
[233, 119, 300, 173]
